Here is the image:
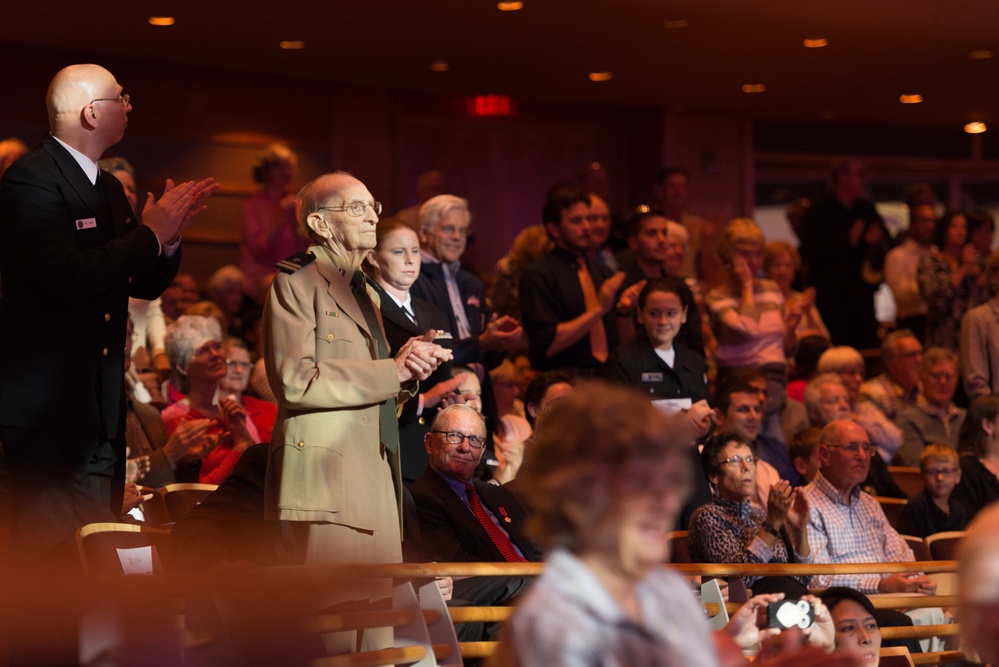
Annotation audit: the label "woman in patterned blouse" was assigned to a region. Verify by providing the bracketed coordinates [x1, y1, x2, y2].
[689, 432, 813, 597]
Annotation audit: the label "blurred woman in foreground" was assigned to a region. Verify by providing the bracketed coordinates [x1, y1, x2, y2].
[491, 383, 849, 667]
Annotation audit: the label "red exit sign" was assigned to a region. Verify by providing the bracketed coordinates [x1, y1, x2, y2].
[466, 94, 516, 117]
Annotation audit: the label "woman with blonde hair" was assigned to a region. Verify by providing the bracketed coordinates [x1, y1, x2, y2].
[705, 218, 799, 416]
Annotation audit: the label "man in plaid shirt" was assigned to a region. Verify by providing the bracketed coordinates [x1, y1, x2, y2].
[803, 419, 937, 594]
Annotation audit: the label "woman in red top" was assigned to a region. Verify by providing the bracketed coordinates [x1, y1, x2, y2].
[162, 316, 256, 484]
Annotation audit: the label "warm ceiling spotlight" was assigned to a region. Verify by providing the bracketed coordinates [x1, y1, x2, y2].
[742, 83, 766, 93]
[279, 41, 305, 50]
[899, 94, 923, 104]
[803, 38, 828, 48]
[148, 16, 175, 26]
[497, 1, 523, 10]
[429, 60, 449, 72]
[589, 71, 613, 82]
[971, 50, 994, 60]
[965, 121, 988, 134]
[663, 19, 689, 28]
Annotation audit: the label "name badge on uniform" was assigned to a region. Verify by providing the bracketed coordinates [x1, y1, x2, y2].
[75, 217, 97, 230]
[641, 372, 664, 383]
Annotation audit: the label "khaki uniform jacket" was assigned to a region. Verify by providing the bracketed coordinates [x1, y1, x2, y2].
[263, 245, 414, 531]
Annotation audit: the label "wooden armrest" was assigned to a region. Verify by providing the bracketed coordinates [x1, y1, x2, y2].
[459, 641, 499, 658]
[311, 646, 427, 667]
[448, 606, 513, 623]
[879, 624, 960, 640]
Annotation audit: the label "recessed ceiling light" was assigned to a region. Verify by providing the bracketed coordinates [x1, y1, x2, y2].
[429, 60, 449, 72]
[803, 38, 828, 48]
[663, 19, 688, 28]
[497, 1, 523, 10]
[971, 50, 993, 60]
[742, 83, 766, 93]
[148, 16, 175, 26]
[589, 71, 613, 82]
[279, 41, 305, 50]
[965, 121, 987, 134]
[899, 94, 923, 104]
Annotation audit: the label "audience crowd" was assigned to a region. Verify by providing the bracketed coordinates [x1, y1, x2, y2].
[6, 97, 999, 664]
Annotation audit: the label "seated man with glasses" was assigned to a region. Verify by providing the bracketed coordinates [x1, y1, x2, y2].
[803, 419, 952, 654]
[803, 419, 934, 594]
[407, 404, 539, 640]
[896, 347, 966, 467]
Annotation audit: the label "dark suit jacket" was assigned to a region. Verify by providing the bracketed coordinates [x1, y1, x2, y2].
[407, 469, 540, 563]
[0, 135, 179, 455]
[377, 287, 454, 482]
[411, 262, 485, 367]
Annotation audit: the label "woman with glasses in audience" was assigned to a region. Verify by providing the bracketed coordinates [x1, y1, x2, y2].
[689, 432, 813, 598]
[163, 316, 258, 484]
[364, 216, 459, 484]
[219, 337, 276, 444]
[953, 394, 999, 518]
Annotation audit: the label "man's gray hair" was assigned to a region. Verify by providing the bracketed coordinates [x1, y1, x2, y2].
[803, 372, 847, 424]
[296, 170, 354, 242]
[418, 194, 470, 235]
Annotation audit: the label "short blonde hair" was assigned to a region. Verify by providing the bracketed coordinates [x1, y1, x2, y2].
[919, 443, 959, 471]
[717, 218, 765, 265]
[817, 346, 865, 374]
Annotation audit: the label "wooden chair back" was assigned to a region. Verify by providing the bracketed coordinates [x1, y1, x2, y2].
[925, 531, 967, 561]
[158, 483, 218, 523]
[879, 646, 915, 667]
[899, 534, 931, 561]
[76, 522, 172, 576]
[888, 466, 924, 498]
[667, 530, 690, 564]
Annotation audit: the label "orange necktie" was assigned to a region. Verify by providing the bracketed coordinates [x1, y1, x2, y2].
[577, 259, 608, 362]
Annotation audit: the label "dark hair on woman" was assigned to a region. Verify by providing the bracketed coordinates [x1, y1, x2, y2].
[699, 431, 755, 480]
[933, 210, 969, 250]
[968, 209, 996, 236]
[819, 586, 878, 619]
[637, 276, 690, 312]
[524, 370, 572, 428]
[790, 335, 833, 382]
[958, 394, 999, 456]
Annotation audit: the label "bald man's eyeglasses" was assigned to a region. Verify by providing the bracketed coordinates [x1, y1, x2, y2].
[433, 430, 487, 449]
[90, 94, 131, 108]
[318, 201, 382, 217]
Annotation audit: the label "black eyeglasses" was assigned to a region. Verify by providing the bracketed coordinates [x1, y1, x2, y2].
[90, 93, 131, 108]
[318, 201, 382, 217]
[433, 430, 487, 449]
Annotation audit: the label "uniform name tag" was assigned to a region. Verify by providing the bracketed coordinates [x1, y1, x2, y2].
[641, 372, 664, 383]
[75, 217, 97, 230]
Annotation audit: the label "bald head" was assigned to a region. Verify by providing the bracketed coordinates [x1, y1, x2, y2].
[46, 64, 129, 159]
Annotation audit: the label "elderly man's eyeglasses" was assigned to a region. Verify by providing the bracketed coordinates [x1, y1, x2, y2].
[715, 454, 756, 470]
[318, 201, 382, 217]
[225, 359, 251, 370]
[90, 94, 131, 108]
[828, 442, 875, 455]
[433, 430, 487, 449]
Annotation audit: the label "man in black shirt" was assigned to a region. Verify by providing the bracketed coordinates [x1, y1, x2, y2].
[520, 185, 626, 374]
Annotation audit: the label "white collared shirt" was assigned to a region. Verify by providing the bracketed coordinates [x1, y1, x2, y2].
[52, 135, 99, 184]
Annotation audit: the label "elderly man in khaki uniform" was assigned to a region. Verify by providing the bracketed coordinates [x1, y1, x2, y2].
[264, 171, 451, 567]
